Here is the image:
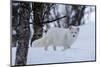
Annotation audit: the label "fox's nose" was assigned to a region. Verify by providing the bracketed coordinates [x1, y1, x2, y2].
[73, 35, 75, 37]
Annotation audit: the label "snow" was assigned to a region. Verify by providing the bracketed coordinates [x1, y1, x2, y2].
[11, 20, 95, 65]
[11, 6, 95, 65]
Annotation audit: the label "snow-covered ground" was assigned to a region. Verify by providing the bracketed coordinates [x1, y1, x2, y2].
[11, 19, 95, 65]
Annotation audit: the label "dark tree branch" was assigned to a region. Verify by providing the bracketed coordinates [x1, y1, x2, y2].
[42, 15, 67, 24]
[29, 15, 67, 25]
[42, 4, 55, 21]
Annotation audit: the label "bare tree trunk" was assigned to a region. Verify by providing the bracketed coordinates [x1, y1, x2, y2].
[53, 7, 61, 28]
[15, 2, 30, 65]
[71, 5, 86, 26]
[30, 3, 43, 47]
[12, 4, 19, 47]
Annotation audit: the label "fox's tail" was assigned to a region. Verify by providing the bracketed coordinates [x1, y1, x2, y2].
[32, 38, 46, 47]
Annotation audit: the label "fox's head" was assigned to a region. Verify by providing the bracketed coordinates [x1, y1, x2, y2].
[69, 26, 80, 38]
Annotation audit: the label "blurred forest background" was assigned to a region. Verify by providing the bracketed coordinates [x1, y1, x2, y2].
[11, 1, 95, 66]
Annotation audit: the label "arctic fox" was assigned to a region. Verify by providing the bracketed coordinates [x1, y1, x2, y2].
[32, 26, 79, 51]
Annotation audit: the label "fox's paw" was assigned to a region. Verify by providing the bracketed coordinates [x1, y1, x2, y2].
[44, 46, 48, 51]
[62, 46, 70, 51]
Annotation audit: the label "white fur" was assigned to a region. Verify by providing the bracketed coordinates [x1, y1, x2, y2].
[32, 26, 79, 51]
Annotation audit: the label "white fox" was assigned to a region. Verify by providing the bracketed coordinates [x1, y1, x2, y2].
[32, 26, 79, 51]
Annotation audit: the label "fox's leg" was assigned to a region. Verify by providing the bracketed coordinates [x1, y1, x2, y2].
[53, 45, 56, 51]
[62, 45, 70, 51]
[44, 45, 48, 51]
